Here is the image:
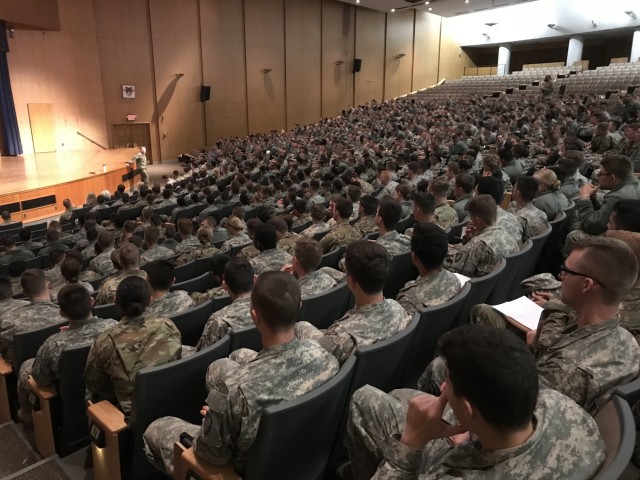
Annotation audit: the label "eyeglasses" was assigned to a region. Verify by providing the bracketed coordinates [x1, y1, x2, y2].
[559, 264, 607, 289]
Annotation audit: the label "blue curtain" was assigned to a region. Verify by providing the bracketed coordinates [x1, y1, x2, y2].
[0, 21, 22, 156]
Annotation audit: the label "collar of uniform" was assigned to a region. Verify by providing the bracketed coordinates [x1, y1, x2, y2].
[68, 318, 97, 330]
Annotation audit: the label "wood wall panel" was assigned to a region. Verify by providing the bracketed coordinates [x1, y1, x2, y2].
[321, 0, 355, 118]
[0, 0, 60, 30]
[438, 16, 474, 82]
[285, 0, 321, 130]
[354, 8, 385, 106]
[244, 0, 286, 134]
[413, 12, 441, 91]
[199, 0, 248, 141]
[384, 9, 414, 99]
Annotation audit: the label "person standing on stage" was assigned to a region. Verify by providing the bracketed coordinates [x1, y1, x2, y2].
[130, 146, 149, 185]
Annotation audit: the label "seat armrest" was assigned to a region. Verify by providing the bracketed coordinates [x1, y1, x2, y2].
[0, 357, 13, 375]
[174, 443, 240, 480]
[87, 400, 127, 434]
[27, 376, 57, 400]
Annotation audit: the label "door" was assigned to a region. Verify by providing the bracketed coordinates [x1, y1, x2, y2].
[28, 103, 56, 153]
[112, 123, 153, 163]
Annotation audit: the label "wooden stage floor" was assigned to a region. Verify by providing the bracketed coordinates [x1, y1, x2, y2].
[0, 148, 138, 223]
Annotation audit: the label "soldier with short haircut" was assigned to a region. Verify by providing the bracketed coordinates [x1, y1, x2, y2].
[174, 218, 201, 255]
[143, 272, 339, 476]
[85, 276, 181, 414]
[0, 275, 28, 318]
[452, 172, 475, 222]
[375, 198, 411, 256]
[283, 237, 343, 297]
[300, 204, 330, 238]
[353, 195, 379, 237]
[249, 223, 292, 275]
[0, 235, 35, 266]
[144, 260, 195, 318]
[88, 231, 116, 276]
[508, 176, 549, 240]
[190, 255, 230, 306]
[320, 197, 362, 253]
[175, 227, 220, 264]
[94, 243, 148, 305]
[429, 176, 458, 230]
[141, 226, 174, 263]
[238, 218, 262, 260]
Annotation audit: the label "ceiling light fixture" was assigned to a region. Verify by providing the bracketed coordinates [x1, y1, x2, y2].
[626, 11, 636, 19]
[428, 7, 432, 11]
[391, 8, 395, 12]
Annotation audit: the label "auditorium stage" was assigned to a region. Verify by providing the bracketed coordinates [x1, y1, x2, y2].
[0, 148, 138, 223]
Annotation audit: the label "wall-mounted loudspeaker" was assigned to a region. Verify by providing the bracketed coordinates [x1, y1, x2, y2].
[200, 85, 211, 102]
[353, 58, 362, 73]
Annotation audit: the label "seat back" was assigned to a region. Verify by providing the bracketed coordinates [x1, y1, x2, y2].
[194, 254, 224, 277]
[534, 211, 566, 275]
[313, 230, 330, 242]
[243, 357, 356, 480]
[487, 239, 533, 304]
[175, 206, 194, 221]
[93, 302, 122, 321]
[173, 261, 197, 283]
[402, 283, 471, 387]
[382, 252, 419, 300]
[510, 224, 552, 299]
[128, 337, 231, 479]
[593, 396, 636, 480]
[211, 294, 232, 313]
[13, 321, 68, 373]
[229, 326, 262, 352]
[69, 205, 93, 223]
[298, 282, 350, 330]
[54, 343, 93, 456]
[117, 206, 143, 222]
[292, 221, 311, 234]
[456, 258, 507, 326]
[170, 272, 213, 295]
[170, 300, 213, 347]
[395, 214, 415, 234]
[613, 375, 640, 408]
[319, 247, 344, 269]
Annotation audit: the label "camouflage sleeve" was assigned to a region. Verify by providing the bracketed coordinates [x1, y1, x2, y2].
[371, 435, 424, 480]
[533, 301, 573, 354]
[322, 329, 356, 365]
[319, 233, 336, 254]
[196, 316, 230, 351]
[84, 334, 117, 404]
[396, 290, 419, 318]
[446, 242, 485, 277]
[94, 284, 110, 306]
[31, 340, 57, 387]
[536, 360, 590, 412]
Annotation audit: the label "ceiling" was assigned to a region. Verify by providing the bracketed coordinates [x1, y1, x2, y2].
[337, 0, 538, 17]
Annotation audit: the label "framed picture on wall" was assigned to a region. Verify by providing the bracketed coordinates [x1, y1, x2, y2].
[122, 85, 136, 99]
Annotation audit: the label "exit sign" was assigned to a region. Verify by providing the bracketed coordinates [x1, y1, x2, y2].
[126, 114, 137, 121]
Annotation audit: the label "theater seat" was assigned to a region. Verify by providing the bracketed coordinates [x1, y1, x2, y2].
[170, 300, 214, 347]
[298, 281, 350, 329]
[93, 302, 121, 321]
[455, 258, 507, 327]
[319, 246, 344, 269]
[382, 251, 418, 300]
[487, 239, 533, 304]
[229, 325, 262, 352]
[170, 271, 213, 295]
[592, 396, 635, 480]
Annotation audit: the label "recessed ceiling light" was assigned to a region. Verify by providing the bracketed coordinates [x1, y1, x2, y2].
[391, 8, 395, 12]
[356, 0, 360, 3]
[428, 7, 432, 10]
[465, 0, 469, 3]
[425, 1, 430, 4]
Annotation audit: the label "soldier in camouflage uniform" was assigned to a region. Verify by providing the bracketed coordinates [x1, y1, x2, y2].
[346, 325, 604, 480]
[144, 260, 195, 318]
[174, 218, 202, 255]
[94, 244, 148, 305]
[196, 258, 254, 350]
[0, 269, 64, 365]
[320, 197, 362, 253]
[88, 231, 116, 276]
[291, 199, 310, 228]
[270, 216, 299, 255]
[430, 177, 458, 231]
[445, 195, 518, 277]
[191, 255, 230, 305]
[296, 241, 411, 364]
[17, 285, 117, 416]
[424, 237, 640, 417]
[85, 276, 181, 414]
[375, 198, 411, 257]
[238, 218, 262, 260]
[219, 217, 251, 253]
[396, 223, 462, 316]
[143, 272, 339, 476]
[0, 276, 28, 317]
[174, 227, 220, 265]
[508, 176, 549, 240]
[140, 227, 175, 263]
[249, 223, 292, 275]
[352, 195, 379, 237]
[300, 204, 330, 238]
[477, 176, 524, 244]
[44, 249, 66, 293]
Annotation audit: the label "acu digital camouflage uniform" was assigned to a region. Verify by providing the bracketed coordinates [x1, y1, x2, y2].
[94, 270, 148, 306]
[0, 301, 65, 364]
[346, 386, 604, 480]
[296, 299, 412, 364]
[353, 216, 378, 237]
[434, 204, 458, 231]
[219, 233, 251, 253]
[277, 232, 300, 255]
[191, 286, 226, 306]
[445, 226, 518, 278]
[0, 298, 29, 318]
[85, 315, 182, 414]
[620, 286, 640, 344]
[376, 231, 411, 257]
[509, 202, 549, 240]
[249, 248, 292, 275]
[496, 208, 524, 244]
[196, 295, 252, 350]
[174, 236, 202, 255]
[298, 269, 340, 298]
[300, 221, 329, 238]
[89, 248, 116, 276]
[396, 270, 462, 317]
[144, 290, 195, 318]
[17, 317, 117, 413]
[45, 265, 66, 290]
[141, 245, 175, 263]
[452, 194, 472, 222]
[143, 339, 339, 476]
[320, 223, 361, 253]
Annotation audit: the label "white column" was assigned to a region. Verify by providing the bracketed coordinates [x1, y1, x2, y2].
[566, 36, 583, 67]
[497, 44, 511, 76]
[631, 29, 640, 63]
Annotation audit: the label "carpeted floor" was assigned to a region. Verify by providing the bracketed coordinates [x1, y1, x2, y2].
[0, 423, 41, 478]
[9, 458, 71, 480]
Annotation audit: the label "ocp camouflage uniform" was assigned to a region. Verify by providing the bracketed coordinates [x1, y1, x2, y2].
[249, 248, 292, 275]
[219, 233, 251, 253]
[0, 301, 65, 364]
[298, 270, 339, 298]
[300, 222, 329, 238]
[293, 213, 311, 227]
[320, 223, 361, 253]
[509, 202, 548, 240]
[196, 295, 252, 350]
[277, 232, 300, 255]
[296, 299, 411, 364]
[445, 226, 518, 277]
[143, 339, 339, 476]
[396, 270, 462, 317]
[18, 317, 117, 414]
[85, 315, 182, 414]
[496, 208, 524, 244]
[239, 244, 260, 260]
[620, 286, 640, 344]
[191, 286, 226, 306]
[94, 270, 148, 306]
[144, 290, 195, 318]
[11, 277, 23, 297]
[434, 204, 458, 231]
[174, 236, 202, 255]
[141, 245, 175, 263]
[376, 231, 411, 257]
[353, 216, 378, 237]
[174, 244, 220, 265]
[89, 248, 116, 276]
[346, 386, 604, 480]
[0, 298, 29, 318]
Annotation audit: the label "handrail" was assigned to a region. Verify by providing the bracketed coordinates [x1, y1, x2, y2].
[76, 131, 107, 150]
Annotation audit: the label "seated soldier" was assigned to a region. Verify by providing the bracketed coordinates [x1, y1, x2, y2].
[249, 223, 292, 275]
[85, 276, 182, 414]
[434, 237, 640, 416]
[44, 249, 66, 291]
[219, 217, 251, 253]
[291, 199, 310, 227]
[175, 227, 220, 265]
[429, 176, 458, 230]
[320, 197, 362, 253]
[143, 272, 339, 476]
[80, 227, 99, 260]
[144, 260, 195, 318]
[476, 176, 523, 245]
[281, 237, 344, 298]
[508, 175, 549, 240]
[445, 195, 519, 277]
[191, 255, 230, 305]
[0, 235, 35, 266]
[94, 243, 148, 305]
[161, 224, 180, 251]
[352, 195, 379, 237]
[300, 203, 330, 238]
[396, 222, 462, 316]
[405, 192, 438, 237]
[140, 226, 175, 263]
[50, 254, 95, 299]
[270, 216, 299, 254]
[346, 325, 604, 480]
[174, 218, 202, 255]
[196, 257, 254, 350]
[0, 275, 28, 317]
[88, 231, 116, 276]
[238, 218, 262, 260]
[296, 240, 411, 364]
[375, 197, 411, 256]
[17, 285, 116, 420]
[451, 172, 475, 222]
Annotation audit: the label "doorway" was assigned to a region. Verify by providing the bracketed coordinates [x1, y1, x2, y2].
[112, 123, 153, 163]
